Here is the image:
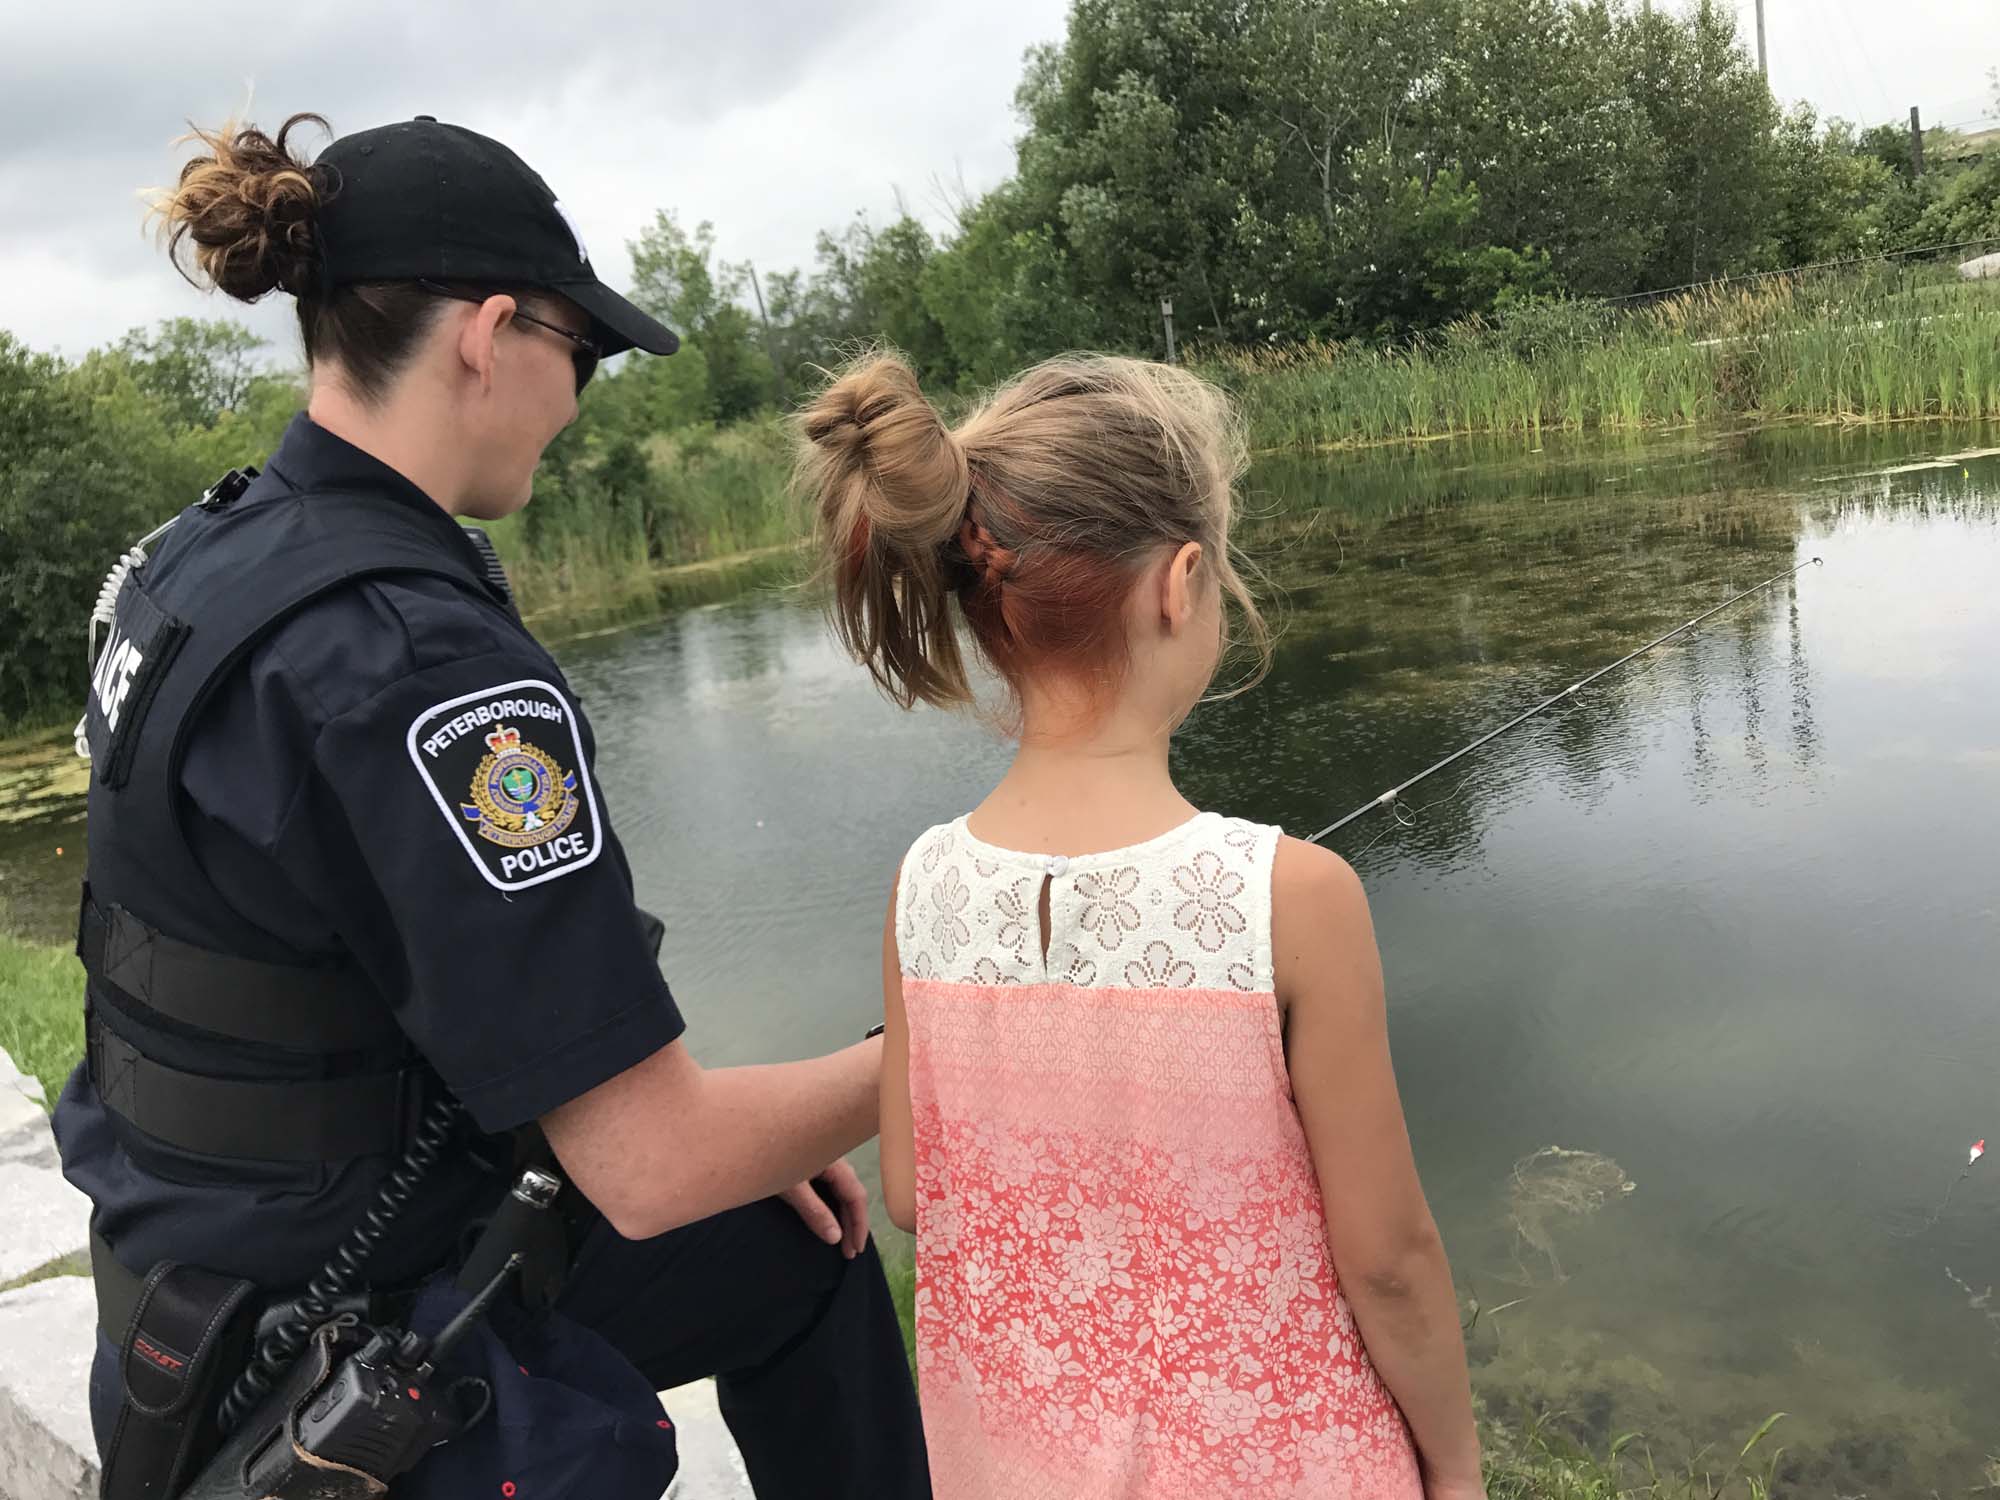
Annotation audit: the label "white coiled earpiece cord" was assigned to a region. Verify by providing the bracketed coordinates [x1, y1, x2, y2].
[74, 516, 181, 761]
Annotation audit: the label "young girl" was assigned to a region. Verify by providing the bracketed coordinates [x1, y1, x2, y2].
[798, 353, 1484, 1500]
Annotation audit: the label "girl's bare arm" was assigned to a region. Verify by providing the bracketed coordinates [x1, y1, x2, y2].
[1274, 835, 1483, 1494]
[879, 865, 917, 1232]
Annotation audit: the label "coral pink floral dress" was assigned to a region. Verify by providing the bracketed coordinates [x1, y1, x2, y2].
[895, 812, 1424, 1499]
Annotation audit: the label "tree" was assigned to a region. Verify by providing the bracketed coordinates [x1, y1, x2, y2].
[1419, 0, 1664, 297]
[107, 319, 266, 429]
[806, 215, 955, 383]
[1764, 110, 1900, 264]
[627, 211, 776, 421]
[1617, 0, 1781, 287]
[1009, 0, 1263, 346]
[0, 335, 172, 729]
[1332, 164, 1553, 335]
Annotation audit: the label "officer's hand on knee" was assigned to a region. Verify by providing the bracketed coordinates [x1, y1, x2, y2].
[780, 1161, 871, 1259]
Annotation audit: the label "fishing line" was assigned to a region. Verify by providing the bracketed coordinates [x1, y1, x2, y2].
[1306, 557, 1824, 847]
[1297, 549, 1992, 1253]
[1895, 1141, 1987, 1239]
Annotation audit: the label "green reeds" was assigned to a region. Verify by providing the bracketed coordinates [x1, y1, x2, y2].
[488, 418, 799, 634]
[1215, 268, 2000, 451]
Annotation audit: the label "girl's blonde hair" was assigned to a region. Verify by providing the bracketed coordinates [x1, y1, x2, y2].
[795, 351, 1267, 711]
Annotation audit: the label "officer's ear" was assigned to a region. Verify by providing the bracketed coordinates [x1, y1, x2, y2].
[457, 294, 517, 395]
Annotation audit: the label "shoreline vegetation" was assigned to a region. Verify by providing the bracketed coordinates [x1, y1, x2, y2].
[1217, 267, 2000, 450]
[4, 265, 1995, 735]
[500, 264, 2000, 643]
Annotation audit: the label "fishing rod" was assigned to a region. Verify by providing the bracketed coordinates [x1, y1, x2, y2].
[1305, 555, 1824, 846]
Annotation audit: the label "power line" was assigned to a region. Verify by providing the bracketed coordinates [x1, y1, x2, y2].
[1602, 234, 2000, 306]
[1828, 0, 1891, 124]
[1794, 4, 1865, 125]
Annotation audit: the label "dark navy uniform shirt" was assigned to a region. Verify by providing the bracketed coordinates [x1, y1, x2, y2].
[56, 415, 685, 1288]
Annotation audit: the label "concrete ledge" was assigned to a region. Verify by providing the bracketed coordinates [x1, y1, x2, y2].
[0, 1277, 97, 1500]
[660, 1380, 753, 1499]
[0, 1164, 90, 1288]
[0, 1077, 91, 1292]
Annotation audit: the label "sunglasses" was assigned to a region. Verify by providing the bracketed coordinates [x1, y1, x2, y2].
[418, 280, 602, 393]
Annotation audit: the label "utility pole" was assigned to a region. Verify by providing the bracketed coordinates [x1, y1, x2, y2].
[1754, 0, 1767, 80]
[1160, 297, 1177, 363]
[1909, 106, 1927, 177]
[746, 261, 789, 405]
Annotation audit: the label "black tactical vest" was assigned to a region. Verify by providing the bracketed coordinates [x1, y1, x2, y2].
[76, 467, 515, 1176]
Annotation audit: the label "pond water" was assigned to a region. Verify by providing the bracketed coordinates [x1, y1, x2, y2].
[5, 421, 1997, 1490]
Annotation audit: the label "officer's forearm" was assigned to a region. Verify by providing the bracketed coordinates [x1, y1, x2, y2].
[542, 1036, 882, 1241]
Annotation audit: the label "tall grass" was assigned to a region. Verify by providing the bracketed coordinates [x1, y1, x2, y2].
[486, 418, 800, 636]
[1213, 267, 2000, 451]
[0, 933, 82, 1101]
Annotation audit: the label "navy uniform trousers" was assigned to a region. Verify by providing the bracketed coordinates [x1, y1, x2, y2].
[556, 1190, 930, 1499]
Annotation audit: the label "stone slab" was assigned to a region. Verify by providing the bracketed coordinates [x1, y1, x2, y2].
[1960, 251, 2000, 280]
[0, 1276, 97, 1500]
[0, 1163, 90, 1287]
[660, 1380, 753, 1499]
[0, 1047, 45, 1108]
[0, 1088, 46, 1154]
[0, 1091, 61, 1174]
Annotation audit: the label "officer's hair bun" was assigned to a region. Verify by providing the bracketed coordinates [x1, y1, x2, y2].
[150, 114, 329, 303]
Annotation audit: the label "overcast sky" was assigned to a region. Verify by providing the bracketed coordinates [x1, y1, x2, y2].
[2, 0, 1992, 361]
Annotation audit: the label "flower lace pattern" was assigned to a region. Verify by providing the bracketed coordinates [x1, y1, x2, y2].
[894, 814, 1422, 1499]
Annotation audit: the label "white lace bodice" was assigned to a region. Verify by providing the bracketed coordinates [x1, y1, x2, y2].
[895, 811, 1280, 994]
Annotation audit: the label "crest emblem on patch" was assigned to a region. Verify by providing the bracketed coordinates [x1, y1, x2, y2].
[407, 678, 602, 891]
[460, 724, 579, 847]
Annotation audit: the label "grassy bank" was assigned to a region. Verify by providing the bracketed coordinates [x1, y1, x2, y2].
[0, 933, 81, 1102]
[1212, 268, 2000, 451]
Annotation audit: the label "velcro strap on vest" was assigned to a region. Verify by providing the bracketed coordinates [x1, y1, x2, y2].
[97, 1246, 257, 1500]
[78, 895, 399, 1052]
[89, 1017, 422, 1162]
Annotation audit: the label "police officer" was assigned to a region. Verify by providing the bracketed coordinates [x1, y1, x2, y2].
[57, 113, 928, 1497]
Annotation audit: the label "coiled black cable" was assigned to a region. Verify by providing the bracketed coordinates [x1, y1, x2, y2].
[215, 1094, 464, 1434]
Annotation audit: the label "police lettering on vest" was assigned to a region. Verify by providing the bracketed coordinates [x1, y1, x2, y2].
[92, 623, 145, 733]
[406, 679, 602, 891]
[82, 579, 190, 787]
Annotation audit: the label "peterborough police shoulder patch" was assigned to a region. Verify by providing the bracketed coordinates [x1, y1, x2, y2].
[406, 678, 602, 891]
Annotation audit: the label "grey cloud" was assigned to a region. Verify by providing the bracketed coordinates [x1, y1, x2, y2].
[0, 0, 881, 161]
[0, 0, 888, 270]
[1, 0, 1066, 354]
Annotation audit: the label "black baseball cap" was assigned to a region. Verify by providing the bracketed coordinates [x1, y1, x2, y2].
[315, 116, 677, 357]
